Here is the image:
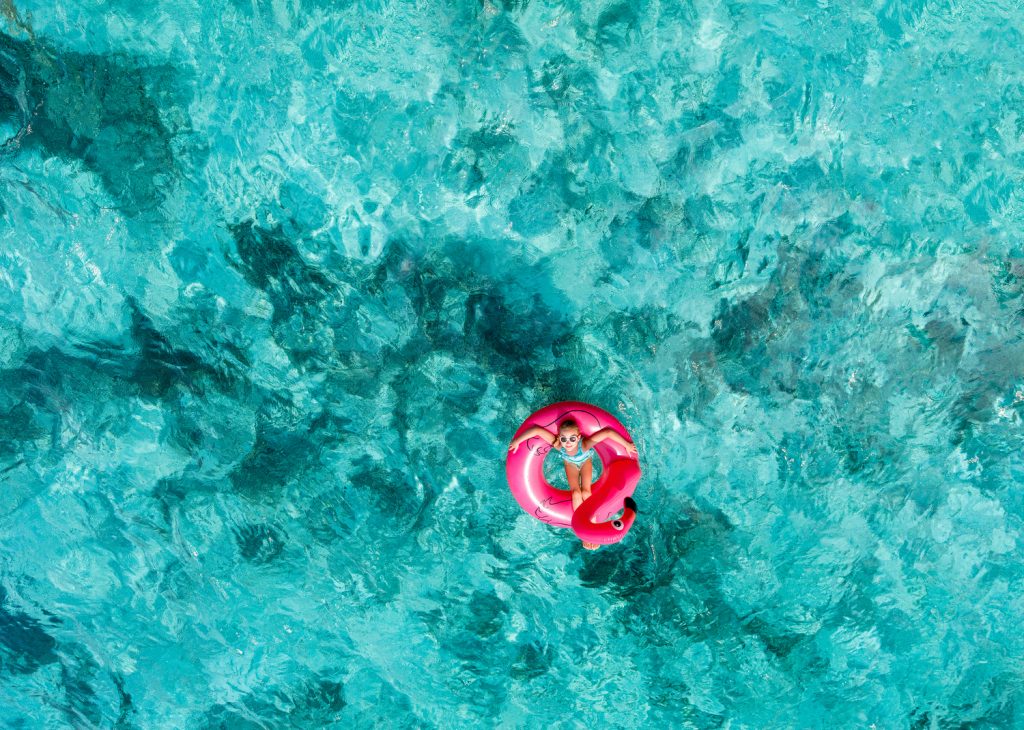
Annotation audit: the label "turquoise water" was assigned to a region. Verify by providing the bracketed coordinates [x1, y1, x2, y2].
[1, 0, 1023, 725]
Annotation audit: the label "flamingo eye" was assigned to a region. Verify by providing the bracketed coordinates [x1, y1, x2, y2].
[612, 519, 624, 530]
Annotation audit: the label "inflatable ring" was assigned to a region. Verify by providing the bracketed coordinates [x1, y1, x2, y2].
[506, 401, 640, 545]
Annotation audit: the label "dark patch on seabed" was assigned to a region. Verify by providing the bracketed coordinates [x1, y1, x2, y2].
[200, 677, 345, 729]
[0, 587, 58, 674]
[230, 417, 320, 500]
[234, 522, 285, 564]
[0, 587, 137, 727]
[349, 455, 423, 517]
[224, 219, 576, 391]
[0, 31, 196, 215]
[230, 221, 335, 329]
[414, 585, 513, 708]
[0, 371, 51, 458]
[125, 299, 234, 398]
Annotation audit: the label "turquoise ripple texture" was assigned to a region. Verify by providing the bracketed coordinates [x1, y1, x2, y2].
[1, 0, 1023, 726]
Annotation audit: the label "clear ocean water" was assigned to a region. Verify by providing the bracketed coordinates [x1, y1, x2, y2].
[1, 0, 1023, 727]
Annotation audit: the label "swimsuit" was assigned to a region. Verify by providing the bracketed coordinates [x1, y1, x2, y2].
[553, 445, 596, 466]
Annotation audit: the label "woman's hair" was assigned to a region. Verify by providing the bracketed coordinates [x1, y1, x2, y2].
[558, 419, 580, 433]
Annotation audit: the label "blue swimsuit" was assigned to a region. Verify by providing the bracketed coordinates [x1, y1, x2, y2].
[553, 445, 596, 466]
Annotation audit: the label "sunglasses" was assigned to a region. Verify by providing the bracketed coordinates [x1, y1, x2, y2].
[559, 435, 579, 443]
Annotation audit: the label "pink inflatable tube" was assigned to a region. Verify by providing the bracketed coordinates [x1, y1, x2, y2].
[506, 401, 640, 545]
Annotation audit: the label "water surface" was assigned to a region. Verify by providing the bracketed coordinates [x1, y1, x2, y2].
[1, 0, 1023, 727]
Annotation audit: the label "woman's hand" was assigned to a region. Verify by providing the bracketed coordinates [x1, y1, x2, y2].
[508, 442, 520, 453]
[625, 441, 638, 457]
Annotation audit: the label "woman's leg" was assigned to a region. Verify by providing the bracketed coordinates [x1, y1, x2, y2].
[566, 461, 599, 550]
[580, 460, 593, 501]
[564, 462, 583, 509]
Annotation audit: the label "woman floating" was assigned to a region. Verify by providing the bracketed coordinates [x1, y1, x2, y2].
[506, 401, 641, 549]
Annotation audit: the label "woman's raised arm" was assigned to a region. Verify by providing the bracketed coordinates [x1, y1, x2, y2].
[508, 425, 556, 452]
[582, 427, 637, 455]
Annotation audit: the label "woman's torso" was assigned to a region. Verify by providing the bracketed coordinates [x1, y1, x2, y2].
[554, 445, 596, 466]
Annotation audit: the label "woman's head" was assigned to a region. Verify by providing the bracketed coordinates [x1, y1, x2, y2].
[558, 419, 581, 446]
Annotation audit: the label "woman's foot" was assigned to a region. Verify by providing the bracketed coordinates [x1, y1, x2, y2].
[582, 541, 600, 550]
